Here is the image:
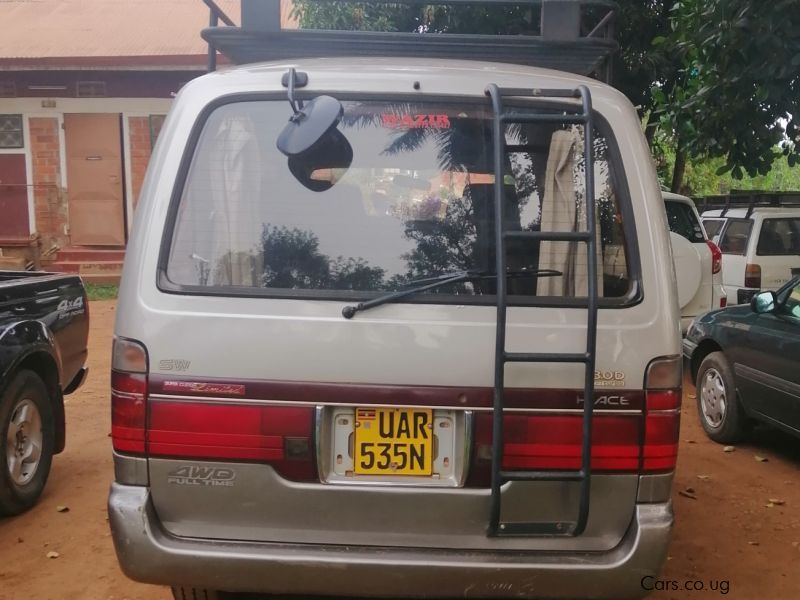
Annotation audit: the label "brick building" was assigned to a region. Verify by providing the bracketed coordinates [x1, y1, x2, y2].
[0, 0, 295, 280]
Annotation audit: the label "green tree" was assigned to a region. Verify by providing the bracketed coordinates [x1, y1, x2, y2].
[658, 148, 800, 197]
[291, 1, 800, 192]
[260, 225, 387, 290]
[656, 0, 800, 182]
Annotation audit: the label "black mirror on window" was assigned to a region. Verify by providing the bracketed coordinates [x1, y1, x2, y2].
[751, 291, 777, 314]
[276, 68, 352, 192]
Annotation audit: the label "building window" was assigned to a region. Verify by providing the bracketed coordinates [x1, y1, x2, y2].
[0, 82, 16, 98]
[76, 81, 107, 98]
[149, 114, 166, 149]
[0, 114, 24, 148]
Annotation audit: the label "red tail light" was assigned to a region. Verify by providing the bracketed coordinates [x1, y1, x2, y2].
[111, 338, 148, 455]
[148, 401, 316, 481]
[745, 263, 761, 289]
[720, 297, 727, 308]
[472, 413, 641, 476]
[469, 357, 681, 484]
[642, 356, 682, 473]
[110, 336, 315, 480]
[706, 240, 722, 274]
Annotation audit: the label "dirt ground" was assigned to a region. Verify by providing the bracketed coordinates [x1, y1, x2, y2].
[0, 300, 799, 600]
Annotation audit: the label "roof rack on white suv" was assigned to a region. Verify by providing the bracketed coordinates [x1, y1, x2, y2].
[696, 190, 800, 219]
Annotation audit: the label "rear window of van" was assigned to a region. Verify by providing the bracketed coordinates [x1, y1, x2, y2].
[165, 99, 637, 303]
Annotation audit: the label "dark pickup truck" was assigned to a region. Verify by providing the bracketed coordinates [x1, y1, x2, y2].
[0, 271, 89, 515]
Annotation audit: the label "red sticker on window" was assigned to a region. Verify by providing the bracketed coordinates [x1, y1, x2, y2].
[382, 114, 451, 129]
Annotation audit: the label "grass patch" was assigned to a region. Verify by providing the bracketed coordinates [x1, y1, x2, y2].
[85, 283, 119, 301]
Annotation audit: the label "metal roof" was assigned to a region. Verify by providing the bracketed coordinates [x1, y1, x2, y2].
[0, 0, 241, 69]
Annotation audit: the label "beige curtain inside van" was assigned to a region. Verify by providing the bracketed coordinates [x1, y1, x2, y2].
[538, 129, 603, 297]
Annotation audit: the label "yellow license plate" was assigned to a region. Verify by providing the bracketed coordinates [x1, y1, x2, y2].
[354, 407, 433, 476]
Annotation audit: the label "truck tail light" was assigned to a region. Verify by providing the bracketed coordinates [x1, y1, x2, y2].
[468, 356, 681, 485]
[147, 402, 317, 481]
[642, 356, 682, 472]
[111, 337, 148, 455]
[745, 263, 761, 289]
[706, 240, 722, 274]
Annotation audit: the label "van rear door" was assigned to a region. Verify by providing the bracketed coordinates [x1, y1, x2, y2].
[125, 93, 678, 553]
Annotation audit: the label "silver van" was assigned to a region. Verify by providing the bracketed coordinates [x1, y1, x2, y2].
[109, 4, 681, 599]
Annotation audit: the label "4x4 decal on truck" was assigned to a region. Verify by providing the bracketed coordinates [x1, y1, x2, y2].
[167, 466, 236, 487]
[57, 296, 85, 320]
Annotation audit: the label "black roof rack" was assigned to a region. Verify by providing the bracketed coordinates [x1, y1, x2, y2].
[201, 0, 618, 81]
[694, 190, 800, 219]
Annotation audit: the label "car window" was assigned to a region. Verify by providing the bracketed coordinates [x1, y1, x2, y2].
[778, 280, 800, 322]
[756, 218, 800, 256]
[702, 219, 724, 240]
[665, 200, 705, 243]
[166, 99, 635, 301]
[718, 220, 753, 255]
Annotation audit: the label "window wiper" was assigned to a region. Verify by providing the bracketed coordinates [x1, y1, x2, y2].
[341, 268, 562, 319]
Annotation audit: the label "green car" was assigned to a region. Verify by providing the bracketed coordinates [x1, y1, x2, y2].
[683, 276, 800, 443]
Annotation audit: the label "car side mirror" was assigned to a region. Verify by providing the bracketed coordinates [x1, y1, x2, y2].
[751, 291, 777, 314]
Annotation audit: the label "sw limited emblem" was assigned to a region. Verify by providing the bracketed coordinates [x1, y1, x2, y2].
[167, 466, 236, 487]
[159, 359, 191, 371]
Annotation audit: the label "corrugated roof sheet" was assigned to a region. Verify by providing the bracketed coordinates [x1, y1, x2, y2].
[0, 0, 243, 64]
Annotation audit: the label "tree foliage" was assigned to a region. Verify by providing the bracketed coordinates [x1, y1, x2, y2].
[656, 0, 800, 179]
[290, 1, 800, 188]
[291, 1, 537, 34]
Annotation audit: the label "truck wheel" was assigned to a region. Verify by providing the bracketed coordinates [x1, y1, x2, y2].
[171, 588, 224, 600]
[0, 370, 55, 516]
[696, 352, 746, 443]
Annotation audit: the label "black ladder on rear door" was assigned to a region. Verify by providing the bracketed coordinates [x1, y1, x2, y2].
[485, 84, 599, 537]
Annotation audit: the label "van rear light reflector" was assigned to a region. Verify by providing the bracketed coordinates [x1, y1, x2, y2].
[147, 401, 317, 481]
[111, 372, 147, 454]
[469, 412, 642, 485]
[644, 389, 681, 411]
[745, 263, 761, 289]
[111, 337, 149, 455]
[496, 414, 641, 471]
[642, 410, 680, 472]
[643, 356, 682, 473]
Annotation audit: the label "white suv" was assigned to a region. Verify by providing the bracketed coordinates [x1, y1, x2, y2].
[663, 192, 727, 332]
[701, 202, 800, 304]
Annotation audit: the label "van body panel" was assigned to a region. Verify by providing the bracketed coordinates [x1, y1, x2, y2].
[112, 58, 679, 596]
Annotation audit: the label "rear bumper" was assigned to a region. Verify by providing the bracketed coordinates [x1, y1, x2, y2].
[108, 483, 673, 600]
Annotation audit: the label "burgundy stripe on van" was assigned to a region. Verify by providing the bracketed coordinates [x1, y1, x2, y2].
[148, 374, 644, 411]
